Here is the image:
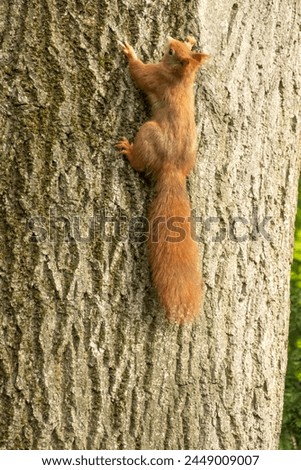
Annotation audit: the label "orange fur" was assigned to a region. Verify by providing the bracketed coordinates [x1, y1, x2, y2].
[116, 37, 209, 323]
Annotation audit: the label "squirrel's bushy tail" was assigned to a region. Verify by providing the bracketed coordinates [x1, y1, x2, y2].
[148, 174, 203, 323]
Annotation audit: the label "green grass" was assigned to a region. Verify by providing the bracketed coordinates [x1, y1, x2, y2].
[280, 179, 301, 449]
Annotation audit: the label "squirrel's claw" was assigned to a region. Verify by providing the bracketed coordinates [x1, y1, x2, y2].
[117, 40, 125, 49]
[117, 40, 137, 60]
[115, 138, 133, 156]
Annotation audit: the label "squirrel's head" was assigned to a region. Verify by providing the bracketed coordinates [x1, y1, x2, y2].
[162, 36, 209, 79]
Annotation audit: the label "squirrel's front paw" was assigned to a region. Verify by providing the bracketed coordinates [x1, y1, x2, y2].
[117, 41, 137, 61]
[115, 138, 133, 157]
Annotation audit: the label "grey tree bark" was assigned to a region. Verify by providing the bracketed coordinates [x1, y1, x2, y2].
[0, 0, 300, 450]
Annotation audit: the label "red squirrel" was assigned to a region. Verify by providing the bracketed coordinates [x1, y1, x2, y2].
[116, 36, 209, 323]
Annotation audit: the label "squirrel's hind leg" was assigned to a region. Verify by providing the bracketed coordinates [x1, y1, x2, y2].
[132, 121, 162, 172]
[116, 121, 161, 173]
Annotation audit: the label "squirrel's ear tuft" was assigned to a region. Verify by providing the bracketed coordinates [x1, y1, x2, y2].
[192, 52, 210, 66]
[185, 36, 196, 50]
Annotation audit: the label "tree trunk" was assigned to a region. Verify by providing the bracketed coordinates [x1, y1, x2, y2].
[0, 0, 300, 450]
